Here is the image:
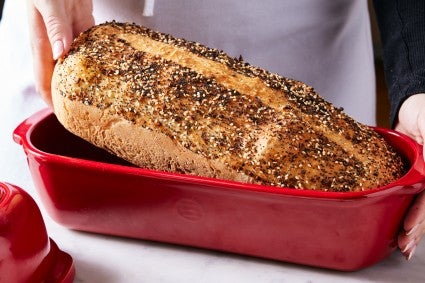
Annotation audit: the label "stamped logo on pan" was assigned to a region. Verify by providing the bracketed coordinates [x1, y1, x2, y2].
[175, 198, 203, 221]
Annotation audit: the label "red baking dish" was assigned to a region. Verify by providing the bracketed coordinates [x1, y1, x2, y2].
[13, 108, 425, 271]
[0, 181, 74, 283]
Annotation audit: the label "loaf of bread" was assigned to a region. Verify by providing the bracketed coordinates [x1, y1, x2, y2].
[52, 21, 405, 192]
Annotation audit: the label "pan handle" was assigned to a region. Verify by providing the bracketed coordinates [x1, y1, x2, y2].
[397, 137, 425, 195]
[373, 127, 425, 195]
[13, 108, 52, 146]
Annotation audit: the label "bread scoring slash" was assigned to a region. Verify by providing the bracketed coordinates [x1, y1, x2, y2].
[52, 21, 405, 192]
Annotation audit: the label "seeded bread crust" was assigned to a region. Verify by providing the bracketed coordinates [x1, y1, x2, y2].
[52, 21, 405, 192]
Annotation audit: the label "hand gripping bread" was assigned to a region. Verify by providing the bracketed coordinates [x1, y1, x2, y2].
[52, 22, 405, 192]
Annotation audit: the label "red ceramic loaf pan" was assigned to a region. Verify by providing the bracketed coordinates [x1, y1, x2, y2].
[13, 109, 425, 271]
[0, 181, 74, 283]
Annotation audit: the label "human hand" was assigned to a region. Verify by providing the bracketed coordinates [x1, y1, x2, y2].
[395, 93, 425, 260]
[27, 0, 94, 107]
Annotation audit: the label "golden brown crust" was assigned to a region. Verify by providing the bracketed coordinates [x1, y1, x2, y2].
[52, 21, 405, 192]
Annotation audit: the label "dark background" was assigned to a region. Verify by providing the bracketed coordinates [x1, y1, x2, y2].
[0, 0, 4, 20]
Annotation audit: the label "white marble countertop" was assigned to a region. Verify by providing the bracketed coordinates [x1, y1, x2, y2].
[1, 1, 425, 282]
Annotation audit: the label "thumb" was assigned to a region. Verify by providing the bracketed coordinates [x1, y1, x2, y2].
[32, 0, 73, 60]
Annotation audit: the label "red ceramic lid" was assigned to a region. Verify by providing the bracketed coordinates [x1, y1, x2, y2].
[0, 182, 74, 283]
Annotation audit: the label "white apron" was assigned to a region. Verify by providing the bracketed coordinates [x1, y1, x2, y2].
[0, 0, 376, 125]
[94, 0, 376, 125]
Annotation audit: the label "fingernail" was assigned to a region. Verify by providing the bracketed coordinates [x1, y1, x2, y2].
[402, 240, 416, 253]
[52, 40, 64, 60]
[406, 245, 417, 261]
[406, 224, 419, 236]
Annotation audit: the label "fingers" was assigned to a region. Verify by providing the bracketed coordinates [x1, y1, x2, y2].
[395, 93, 425, 165]
[27, 0, 55, 107]
[396, 94, 425, 260]
[27, 0, 94, 107]
[396, 94, 425, 146]
[399, 191, 425, 260]
[32, 0, 75, 59]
